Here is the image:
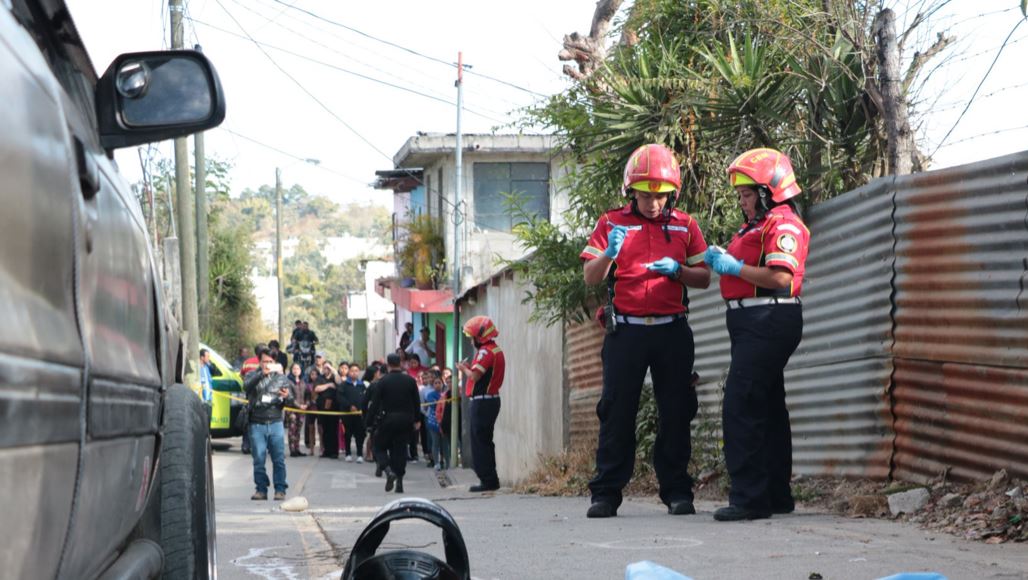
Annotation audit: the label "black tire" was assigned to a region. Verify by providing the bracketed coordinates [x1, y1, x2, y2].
[161, 383, 218, 579]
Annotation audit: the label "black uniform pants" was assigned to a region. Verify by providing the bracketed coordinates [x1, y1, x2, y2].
[589, 318, 698, 508]
[723, 304, 803, 513]
[375, 413, 414, 478]
[319, 415, 339, 458]
[470, 397, 501, 486]
[342, 415, 366, 457]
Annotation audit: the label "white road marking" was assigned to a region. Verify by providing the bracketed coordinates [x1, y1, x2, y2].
[232, 546, 300, 579]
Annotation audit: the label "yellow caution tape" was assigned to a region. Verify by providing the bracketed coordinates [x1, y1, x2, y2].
[211, 390, 460, 417]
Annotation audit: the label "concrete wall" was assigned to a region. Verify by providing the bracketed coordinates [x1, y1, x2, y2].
[459, 269, 566, 485]
[419, 149, 570, 294]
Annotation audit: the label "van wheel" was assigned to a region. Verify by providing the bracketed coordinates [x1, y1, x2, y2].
[161, 384, 218, 579]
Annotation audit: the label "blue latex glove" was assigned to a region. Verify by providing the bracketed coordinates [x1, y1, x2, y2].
[703, 246, 724, 266]
[646, 257, 680, 278]
[713, 252, 744, 276]
[604, 225, 627, 259]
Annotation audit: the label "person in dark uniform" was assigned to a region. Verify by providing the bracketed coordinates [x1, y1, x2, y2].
[704, 148, 810, 521]
[581, 143, 710, 518]
[313, 363, 339, 458]
[455, 315, 506, 493]
[367, 353, 421, 493]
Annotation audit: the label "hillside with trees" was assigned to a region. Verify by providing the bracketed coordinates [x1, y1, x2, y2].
[139, 155, 392, 363]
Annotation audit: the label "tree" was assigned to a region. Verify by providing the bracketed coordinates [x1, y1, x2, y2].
[135, 154, 262, 354]
[513, 0, 953, 326]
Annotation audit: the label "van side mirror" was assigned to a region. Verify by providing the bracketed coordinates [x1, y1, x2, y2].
[97, 50, 226, 149]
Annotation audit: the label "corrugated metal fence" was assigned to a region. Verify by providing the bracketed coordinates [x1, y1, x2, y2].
[565, 150, 1028, 484]
[890, 153, 1028, 482]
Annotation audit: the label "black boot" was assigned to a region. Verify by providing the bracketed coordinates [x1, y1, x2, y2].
[385, 469, 395, 492]
[586, 501, 617, 518]
[394, 477, 404, 494]
[713, 505, 771, 521]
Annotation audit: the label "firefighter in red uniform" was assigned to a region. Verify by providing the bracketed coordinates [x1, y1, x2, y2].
[456, 316, 506, 493]
[581, 144, 711, 518]
[704, 148, 810, 521]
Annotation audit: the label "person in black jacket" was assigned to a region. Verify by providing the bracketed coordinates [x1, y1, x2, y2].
[362, 364, 385, 473]
[338, 365, 368, 463]
[367, 353, 421, 493]
[243, 350, 296, 501]
[313, 363, 339, 458]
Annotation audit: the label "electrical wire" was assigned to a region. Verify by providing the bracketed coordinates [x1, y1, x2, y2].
[267, 0, 549, 98]
[187, 16, 507, 124]
[930, 18, 1026, 158]
[224, 0, 517, 117]
[221, 129, 371, 185]
[211, 0, 404, 161]
[238, 0, 529, 111]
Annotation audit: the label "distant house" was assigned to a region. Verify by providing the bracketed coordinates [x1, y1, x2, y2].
[373, 133, 569, 367]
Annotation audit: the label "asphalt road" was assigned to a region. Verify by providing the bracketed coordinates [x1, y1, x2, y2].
[211, 438, 1028, 580]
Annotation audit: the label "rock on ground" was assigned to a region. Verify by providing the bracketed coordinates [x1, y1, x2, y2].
[888, 488, 930, 516]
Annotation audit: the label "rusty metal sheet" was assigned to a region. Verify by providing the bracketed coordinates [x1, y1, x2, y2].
[891, 358, 1028, 483]
[791, 178, 897, 368]
[690, 178, 897, 478]
[893, 150, 1028, 368]
[787, 357, 894, 479]
[565, 320, 605, 448]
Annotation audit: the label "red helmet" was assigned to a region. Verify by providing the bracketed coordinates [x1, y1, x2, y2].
[623, 144, 681, 195]
[727, 148, 802, 203]
[463, 316, 498, 342]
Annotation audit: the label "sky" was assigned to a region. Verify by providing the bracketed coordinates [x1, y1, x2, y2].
[65, 1, 1028, 209]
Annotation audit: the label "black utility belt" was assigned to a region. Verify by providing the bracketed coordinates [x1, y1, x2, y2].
[613, 312, 688, 326]
[249, 417, 282, 425]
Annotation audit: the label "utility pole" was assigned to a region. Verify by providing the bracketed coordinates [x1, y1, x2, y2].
[276, 168, 285, 347]
[194, 44, 209, 335]
[450, 51, 465, 465]
[170, 0, 200, 390]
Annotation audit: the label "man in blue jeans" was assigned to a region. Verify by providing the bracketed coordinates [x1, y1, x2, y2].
[244, 350, 296, 500]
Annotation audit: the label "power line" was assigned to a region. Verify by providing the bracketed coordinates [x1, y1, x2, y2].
[247, 0, 529, 110]
[222, 0, 518, 115]
[267, 0, 549, 98]
[223, 0, 453, 103]
[930, 18, 1025, 158]
[187, 16, 507, 124]
[212, 0, 400, 162]
[221, 128, 370, 185]
[239, 0, 529, 111]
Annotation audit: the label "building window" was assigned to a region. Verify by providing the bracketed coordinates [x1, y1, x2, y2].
[473, 162, 549, 232]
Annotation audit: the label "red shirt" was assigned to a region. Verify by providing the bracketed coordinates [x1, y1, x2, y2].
[581, 204, 708, 315]
[719, 205, 810, 300]
[406, 364, 425, 381]
[240, 356, 260, 377]
[465, 340, 505, 397]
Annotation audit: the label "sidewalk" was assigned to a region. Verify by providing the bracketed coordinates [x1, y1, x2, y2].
[212, 441, 1028, 580]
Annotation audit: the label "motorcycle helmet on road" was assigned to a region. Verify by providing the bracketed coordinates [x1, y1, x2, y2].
[341, 498, 470, 580]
